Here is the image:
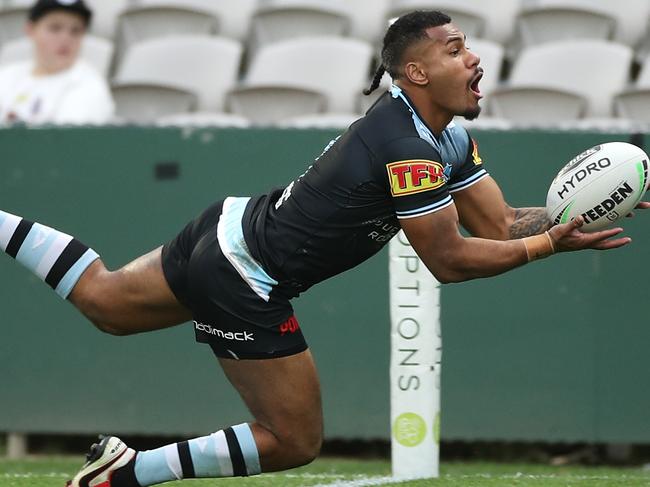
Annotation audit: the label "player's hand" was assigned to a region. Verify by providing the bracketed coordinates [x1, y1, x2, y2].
[626, 201, 650, 218]
[548, 216, 631, 251]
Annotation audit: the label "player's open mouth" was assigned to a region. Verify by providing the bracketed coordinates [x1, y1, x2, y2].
[469, 69, 484, 99]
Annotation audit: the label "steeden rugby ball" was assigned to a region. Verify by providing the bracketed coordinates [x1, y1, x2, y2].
[546, 142, 649, 231]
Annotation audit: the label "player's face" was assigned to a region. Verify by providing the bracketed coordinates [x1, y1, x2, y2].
[416, 24, 483, 120]
[27, 11, 86, 75]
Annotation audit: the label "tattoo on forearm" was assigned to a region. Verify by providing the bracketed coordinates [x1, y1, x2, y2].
[509, 207, 552, 239]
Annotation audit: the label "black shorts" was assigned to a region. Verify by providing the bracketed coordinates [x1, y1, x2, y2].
[161, 200, 308, 360]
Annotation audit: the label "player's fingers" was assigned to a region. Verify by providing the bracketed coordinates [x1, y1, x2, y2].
[550, 215, 584, 240]
[635, 201, 650, 209]
[587, 226, 625, 241]
[625, 211, 635, 218]
[590, 236, 632, 250]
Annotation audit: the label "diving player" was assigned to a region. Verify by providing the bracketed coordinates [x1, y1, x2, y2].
[0, 10, 637, 487]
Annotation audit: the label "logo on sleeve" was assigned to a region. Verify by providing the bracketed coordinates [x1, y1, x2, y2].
[471, 139, 483, 165]
[387, 160, 446, 197]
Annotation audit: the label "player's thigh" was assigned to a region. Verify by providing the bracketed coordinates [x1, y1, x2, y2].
[219, 349, 323, 452]
[69, 246, 192, 333]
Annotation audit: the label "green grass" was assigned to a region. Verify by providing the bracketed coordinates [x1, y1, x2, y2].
[1, 457, 650, 486]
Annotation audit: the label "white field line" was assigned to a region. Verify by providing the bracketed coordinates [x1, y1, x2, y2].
[449, 472, 649, 481]
[310, 476, 400, 487]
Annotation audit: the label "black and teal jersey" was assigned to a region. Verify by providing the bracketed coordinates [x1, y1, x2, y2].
[239, 84, 488, 299]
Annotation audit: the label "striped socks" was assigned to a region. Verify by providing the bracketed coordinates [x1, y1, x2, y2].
[131, 424, 261, 486]
[0, 210, 99, 299]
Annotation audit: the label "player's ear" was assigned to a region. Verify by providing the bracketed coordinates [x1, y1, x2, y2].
[404, 61, 428, 86]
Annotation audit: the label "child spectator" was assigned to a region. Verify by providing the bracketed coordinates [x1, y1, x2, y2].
[0, 0, 114, 125]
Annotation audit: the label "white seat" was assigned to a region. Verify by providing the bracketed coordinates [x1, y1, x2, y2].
[488, 88, 587, 124]
[614, 90, 650, 122]
[387, 0, 520, 44]
[197, 0, 257, 41]
[112, 83, 197, 124]
[555, 117, 649, 132]
[491, 40, 632, 120]
[455, 116, 514, 131]
[0, 6, 28, 47]
[515, 5, 616, 50]
[114, 35, 242, 111]
[228, 86, 327, 126]
[156, 112, 251, 128]
[0, 35, 114, 76]
[116, 3, 218, 59]
[614, 54, 650, 122]
[84, 0, 129, 39]
[127, 0, 258, 41]
[1, 0, 33, 6]
[250, 0, 351, 51]
[523, 0, 650, 48]
[278, 112, 362, 129]
[346, 0, 391, 43]
[230, 36, 373, 123]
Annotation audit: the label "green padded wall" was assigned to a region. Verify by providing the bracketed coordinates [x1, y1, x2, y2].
[0, 127, 648, 442]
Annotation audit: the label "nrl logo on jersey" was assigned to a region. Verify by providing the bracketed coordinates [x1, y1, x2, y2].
[387, 159, 447, 197]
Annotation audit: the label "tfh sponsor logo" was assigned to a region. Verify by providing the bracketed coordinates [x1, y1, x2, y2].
[387, 160, 446, 197]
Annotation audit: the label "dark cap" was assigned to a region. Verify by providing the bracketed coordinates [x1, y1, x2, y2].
[29, 0, 92, 26]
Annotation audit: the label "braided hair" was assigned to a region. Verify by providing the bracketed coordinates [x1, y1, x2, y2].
[364, 10, 451, 95]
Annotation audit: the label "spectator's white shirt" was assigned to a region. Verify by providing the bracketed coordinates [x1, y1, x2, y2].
[0, 60, 114, 125]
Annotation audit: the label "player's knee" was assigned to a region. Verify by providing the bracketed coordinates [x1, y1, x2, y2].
[283, 429, 322, 467]
[70, 268, 134, 336]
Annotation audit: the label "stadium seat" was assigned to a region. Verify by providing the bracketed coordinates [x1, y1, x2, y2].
[113, 35, 242, 112]
[84, 0, 129, 40]
[112, 84, 197, 124]
[277, 112, 362, 129]
[488, 88, 586, 125]
[229, 37, 374, 124]
[515, 5, 616, 51]
[229, 87, 327, 126]
[489, 40, 633, 121]
[387, 0, 520, 44]
[196, 0, 257, 41]
[155, 112, 252, 128]
[0, 6, 29, 47]
[115, 2, 218, 60]
[127, 0, 257, 41]
[455, 116, 514, 131]
[634, 13, 650, 63]
[0, 35, 114, 76]
[614, 54, 650, 122]
[554, 117, 647, 132]
[346, 0, 391, 43]
[250, 0, 351, 52]
[522, 0, 649, 49]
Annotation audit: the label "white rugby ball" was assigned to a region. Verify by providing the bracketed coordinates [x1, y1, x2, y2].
[546, 142, 649, 231]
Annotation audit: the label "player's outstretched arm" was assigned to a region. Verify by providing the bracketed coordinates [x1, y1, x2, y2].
[452, 176, 552, 240]
[400, 204, 630, 284]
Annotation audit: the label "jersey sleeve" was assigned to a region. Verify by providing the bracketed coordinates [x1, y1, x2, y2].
[380, 136, 453, 219]
[446, 129, 489, 193]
